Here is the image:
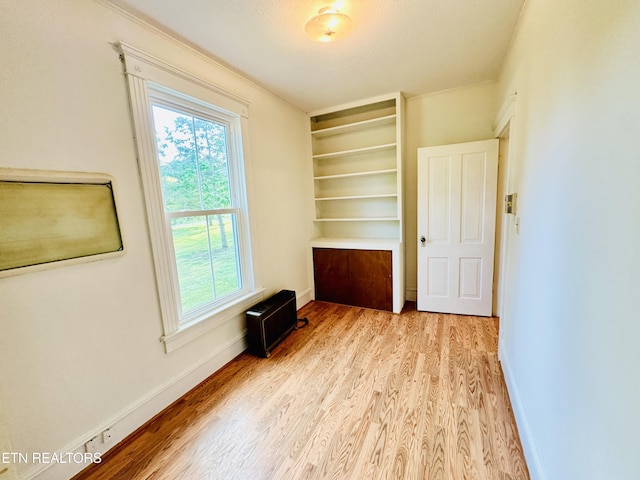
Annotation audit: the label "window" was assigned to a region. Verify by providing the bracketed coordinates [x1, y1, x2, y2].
[150, 93, 244, 317]
[120, 43, 262, 352]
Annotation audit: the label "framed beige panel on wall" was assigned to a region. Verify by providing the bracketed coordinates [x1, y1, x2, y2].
[0, 169, 124, 278]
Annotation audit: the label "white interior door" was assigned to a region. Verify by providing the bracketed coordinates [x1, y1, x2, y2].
[417, 139, 498, 316]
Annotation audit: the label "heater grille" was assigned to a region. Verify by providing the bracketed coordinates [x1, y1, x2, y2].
[246, 290, 298, 358]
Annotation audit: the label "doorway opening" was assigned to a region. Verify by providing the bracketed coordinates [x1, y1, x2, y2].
[493, 123, 511, 317]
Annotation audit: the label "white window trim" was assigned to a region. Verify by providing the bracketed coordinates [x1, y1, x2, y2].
[119, 43, 263, 353]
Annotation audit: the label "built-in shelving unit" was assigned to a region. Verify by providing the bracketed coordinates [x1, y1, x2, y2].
[309, 93, 405, 312]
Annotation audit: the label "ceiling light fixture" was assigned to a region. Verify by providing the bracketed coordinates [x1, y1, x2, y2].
[305, 7, 353, 42]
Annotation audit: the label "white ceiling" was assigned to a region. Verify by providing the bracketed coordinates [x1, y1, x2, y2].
[110, 0, 525, 112]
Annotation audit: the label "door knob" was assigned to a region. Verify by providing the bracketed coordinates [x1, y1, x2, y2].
[420, 236, 426, 246]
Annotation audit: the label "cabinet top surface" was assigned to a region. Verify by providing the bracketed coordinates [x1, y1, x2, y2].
[310, 237, 402, 250]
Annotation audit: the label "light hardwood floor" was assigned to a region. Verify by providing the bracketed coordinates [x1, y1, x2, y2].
[74, 301, 529, 480]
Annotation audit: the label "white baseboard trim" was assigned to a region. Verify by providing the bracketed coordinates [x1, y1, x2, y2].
[296, 287, 313, 308]
[29, 333, 247, 480]
[405, 287, 417, 302]
[499, 337, 546, 480]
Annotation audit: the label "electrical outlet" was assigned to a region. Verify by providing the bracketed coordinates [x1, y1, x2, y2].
[102, 428, 113, 444]
[85, 436, 99, 453]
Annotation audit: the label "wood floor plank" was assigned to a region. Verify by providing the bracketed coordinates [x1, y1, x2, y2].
[73, 302, 529, 480]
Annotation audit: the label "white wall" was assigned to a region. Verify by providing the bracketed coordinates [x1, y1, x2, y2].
[496, 0, 640, 478]
[404, 83, 497, 300]
[0, 1, 313, 478]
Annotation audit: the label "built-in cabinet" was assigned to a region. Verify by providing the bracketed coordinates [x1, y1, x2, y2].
[309, 93, 405, 312]
[313, 247, 393, 311]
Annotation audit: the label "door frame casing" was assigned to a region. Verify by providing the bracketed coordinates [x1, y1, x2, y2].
[493, 93, 517, 320]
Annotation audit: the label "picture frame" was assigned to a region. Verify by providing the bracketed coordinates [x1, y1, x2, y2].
[0, 168, 125, 278]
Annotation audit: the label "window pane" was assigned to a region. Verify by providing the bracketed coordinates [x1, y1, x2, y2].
[171, 217, 214, 313]
[208, 213, 241, 297]
[152, 105, 232, 212]
[194, 119, 232, 209]
[171, 214, 242, 315]
[152, 106, 201, 212]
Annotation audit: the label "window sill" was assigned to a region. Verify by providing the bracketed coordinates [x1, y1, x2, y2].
[161, 289, 265, 353]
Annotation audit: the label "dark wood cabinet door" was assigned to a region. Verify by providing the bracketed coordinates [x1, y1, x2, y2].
[313, 248, 350, 305]
[348, 249, 393, 311]
[313, 247, 393, 311]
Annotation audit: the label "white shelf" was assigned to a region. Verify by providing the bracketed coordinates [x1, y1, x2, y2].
[311, 114, 397, 138]
[312, 143, 396, 160]
[315, 193, 397, 201]
[313, 168, 397, 181]
[309, 93, 405, 310]
[314, 217, 399, 222]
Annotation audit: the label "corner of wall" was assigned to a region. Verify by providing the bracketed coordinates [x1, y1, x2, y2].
[296, 288, 313, 309]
